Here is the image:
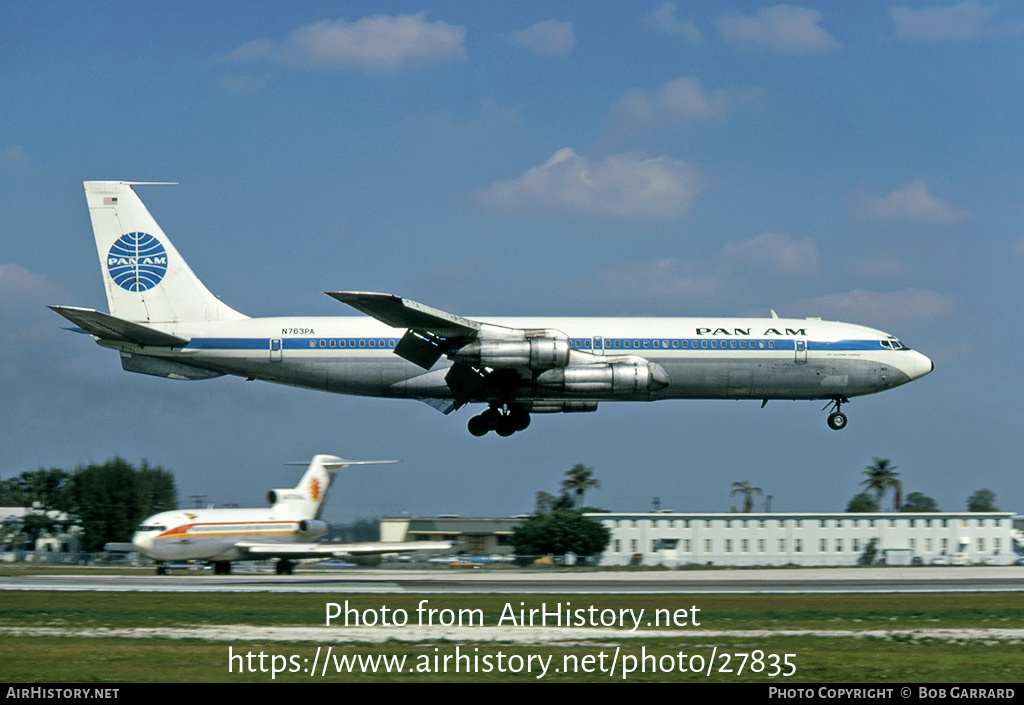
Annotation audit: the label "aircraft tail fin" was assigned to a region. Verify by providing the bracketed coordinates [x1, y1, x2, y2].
[84, 181, 246, 324]
[268, 455, 399, 520]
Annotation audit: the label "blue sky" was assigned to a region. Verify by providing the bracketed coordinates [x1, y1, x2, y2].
[2, 2, 1022, 523]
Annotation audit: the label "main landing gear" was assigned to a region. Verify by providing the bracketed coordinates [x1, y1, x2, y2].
[467, 403, 531, 437]
[275, 559, 295, 575]
[824, 397, 850, 430]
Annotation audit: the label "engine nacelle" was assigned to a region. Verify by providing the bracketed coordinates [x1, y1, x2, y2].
[535, 361, 669, 395]
[451, 330, 570, 370]
[526, 401, 599, 414]
[298, 519, 330, 539]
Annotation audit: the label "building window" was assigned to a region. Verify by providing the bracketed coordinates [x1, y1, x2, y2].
[835, 539, 843, 552]
[819, 539, 827, 552]
[853, 539, 860, 552]
[704, 539, 712, 553]
[613, 540, 620, 553]
[779, 539, 786, 552]
[725, 539, 732, 553]
[795, 539, 803, 553]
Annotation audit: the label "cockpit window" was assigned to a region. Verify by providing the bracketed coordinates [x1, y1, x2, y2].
[884, 337, 910, 351]
[136, 524, 166, 532]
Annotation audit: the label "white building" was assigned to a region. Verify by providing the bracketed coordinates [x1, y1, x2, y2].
[593, 512, 1019, 567]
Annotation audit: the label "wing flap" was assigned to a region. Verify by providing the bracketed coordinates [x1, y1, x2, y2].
[49, 306, 190, 347]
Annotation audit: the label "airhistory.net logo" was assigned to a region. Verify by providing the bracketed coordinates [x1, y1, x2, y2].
[107, 232, 168, 292]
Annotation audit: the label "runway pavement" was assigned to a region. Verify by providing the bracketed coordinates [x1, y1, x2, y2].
[2, 566, 1022, 593]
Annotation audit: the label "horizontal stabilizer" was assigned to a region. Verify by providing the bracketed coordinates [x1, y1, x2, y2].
[326, 291, 480, 338]
[49, 306, 189, 347]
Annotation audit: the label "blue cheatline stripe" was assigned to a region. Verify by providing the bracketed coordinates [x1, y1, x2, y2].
[184, 337, 888, 353]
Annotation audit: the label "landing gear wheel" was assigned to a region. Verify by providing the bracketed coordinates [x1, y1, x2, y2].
[467, 403, 531, 437]
[213, 561, 232, 575]
[827, 411, 848, 430]
[276, 559, 294, 575]
[467, 415, 490, 436]
[495, 416, 516, 437]
[156, 565, 168, 575]
[823, 397, 850, 431]
[508, 405, 531, 432]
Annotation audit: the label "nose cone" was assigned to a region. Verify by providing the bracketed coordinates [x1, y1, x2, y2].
[908, 350, 934, 381]
[132, 531, 154, 557]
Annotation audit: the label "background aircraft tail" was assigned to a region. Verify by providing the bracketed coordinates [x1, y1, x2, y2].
[84, 181, 246, 324]
[267, 454, 398, 520]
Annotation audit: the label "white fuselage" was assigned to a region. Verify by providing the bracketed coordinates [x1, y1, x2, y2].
[132, 508, 323, 562]
[105, 314, 933, 404]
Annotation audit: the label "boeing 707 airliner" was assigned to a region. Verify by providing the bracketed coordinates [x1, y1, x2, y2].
[52, 181, 933, 436]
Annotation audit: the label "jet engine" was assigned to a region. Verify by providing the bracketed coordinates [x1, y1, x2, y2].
[298, 519, 330, 539]
[450, 329, 570, 370]
[535, 360, 669, 395]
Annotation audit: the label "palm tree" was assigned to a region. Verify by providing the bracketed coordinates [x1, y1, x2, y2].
[730, 481, 763, 513]
[560, 464, 600, 509]
[860, 458, 902, 511]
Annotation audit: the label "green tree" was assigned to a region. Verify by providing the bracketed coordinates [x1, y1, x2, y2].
[560, 464, 601, 509]
[0, 468, 75, 548]
[511, 510, 610, 557]
[72, 459, 177, 552]
[534, 491, 574, 514]
[858, 538, 880, 565]
[846, 492, 880, 513]
[730, 481, 763, 513]
[900, 492, 940, 512]
[966, 489, 998, 512]
[860, 458, 902, 511]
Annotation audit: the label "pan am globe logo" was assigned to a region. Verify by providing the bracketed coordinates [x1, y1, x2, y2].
[107, 232, 168, 292]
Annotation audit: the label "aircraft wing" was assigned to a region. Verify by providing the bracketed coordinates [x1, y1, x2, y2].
[327, 291, 514, 376]
[326, 291, 482, 338]
[49, 306, 189, 347]
[235, 541, 452, 559]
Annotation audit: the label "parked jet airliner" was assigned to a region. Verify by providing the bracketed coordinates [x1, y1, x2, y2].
[52, 181, 932, 436]
[131, 454, 451, 574]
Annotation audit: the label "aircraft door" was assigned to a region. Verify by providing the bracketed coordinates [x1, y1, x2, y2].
[270, 338, 283, 362]
[794, 339, 807, 364]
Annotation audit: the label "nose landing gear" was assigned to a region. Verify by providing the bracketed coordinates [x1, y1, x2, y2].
[468, 403, 531, 437]
[824, 397, 850, 430]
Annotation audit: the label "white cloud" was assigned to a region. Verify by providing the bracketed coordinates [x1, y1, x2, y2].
[717, 4, 840, 53]
[611, 77, 730, 128]
[642, 3, 703, 43]
[1, 145, 28, 169]
[226, 13, 466, 71]
[0, 263, 54, 304]
[507, 20, 575, 55]
[566, 233, 819, 311]
[892, 1, 996, 40]
[856, 180, 969, 225]
[788, 288, 956, 328]
[477, 148, 706, 220]
[847, 257, 904, 277]
[721, 233, 820, 277]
